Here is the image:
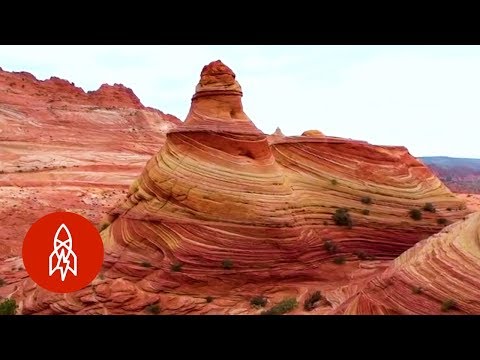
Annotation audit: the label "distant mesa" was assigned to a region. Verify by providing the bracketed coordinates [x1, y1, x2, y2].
[88, 83, 143, 109]
[0, 67, 144, 109]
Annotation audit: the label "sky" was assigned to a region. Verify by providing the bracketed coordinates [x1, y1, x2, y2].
[0, 45, 479, 158]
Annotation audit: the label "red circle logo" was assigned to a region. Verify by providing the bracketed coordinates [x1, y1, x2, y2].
[22, 212, 104, 293]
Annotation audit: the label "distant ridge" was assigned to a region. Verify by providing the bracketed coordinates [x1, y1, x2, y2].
[420, 156, 480, 194]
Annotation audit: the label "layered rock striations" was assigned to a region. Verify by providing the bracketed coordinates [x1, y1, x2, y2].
[0, 68, 180, 256]
[105, 60, 467, 267]
[8, 60, 471, 314]
[334, 211, 480, 314]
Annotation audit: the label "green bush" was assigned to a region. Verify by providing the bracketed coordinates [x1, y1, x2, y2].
[361, 196, 372, 205]
[362, 209, 370, 215]
[250, 296, 268, 308]
[412, 286, 423, 294]
[423, 202, 436, 213]
[333, 256, 346, 265]
[261, 298, 298, 315]
[222, 259, 233, 270]
[99, 222, 109, 231]
[441, 299, 456, 312]
[332, 208, 353, 228]
[171, 262, 182, 272]
[409, 209, 422, 220]
[354, 251, 375, 261]
[304, 291, 323, 311]
[146, 303, 161, 314]
[323, 240, 338, 254]
[437, 218, 448, 225]
[0, 298, 17, 315]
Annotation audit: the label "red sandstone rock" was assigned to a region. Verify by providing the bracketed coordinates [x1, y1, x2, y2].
[0, 67, 181, 257]
[301, 129, 325, 137]
[272, 127, 285, 137]
[334, 212, 480, 314]
[5, 60, 471, 315]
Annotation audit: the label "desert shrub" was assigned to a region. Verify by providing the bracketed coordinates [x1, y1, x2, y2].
[423, 202, 436, 213]
[361, 196, 372, 205]
[412, 286, 423, 294]
[331, 179, 338, 185]
[323, 239, 338, 254]
[261, 298, 298, 315]
[146, 303, 161, 314]
[99, 222, 109, 231]
[333, 256, 346, 265]
[354, 251, 375, 260]
[409, 209, 422, 220]
[0, 278, 5, 287]
[441, 299, 456, 312]
[446, 207, 452, 211]
[332, 208, 353, 228]
[0, 298, 17, 315]
[222, 259, 233, 270]
[140, 261, 152, 268]
[303, 291, 323, 311]
[323, 221, 328, 225]
[362, 209, 370, 215]
[171, 262, 182, 272]
[205, 296, 214, 303]
[250, 296, 268, 308]
[437, 218, 448, 225]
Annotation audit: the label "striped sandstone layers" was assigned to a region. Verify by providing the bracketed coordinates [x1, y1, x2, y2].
[104, 60, 467, 267]
[10, 60, 471, 314]
[334, 212, 480, 314]
[0, 68, 180, 256]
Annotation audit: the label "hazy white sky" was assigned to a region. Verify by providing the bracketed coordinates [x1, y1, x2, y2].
[0, 45, 478, 158]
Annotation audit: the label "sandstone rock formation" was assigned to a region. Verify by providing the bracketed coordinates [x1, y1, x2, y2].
[7, 60, 471, 315]
[460, 193, 480, 211]
[0, 68, 181, 257]
[301, 129, 325, 137]
[334, 211, 480, 314]
[271, 127, 285, 137]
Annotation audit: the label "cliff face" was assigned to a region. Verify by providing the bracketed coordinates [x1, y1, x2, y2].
[0, 68, 181, 257]
[8, 60, 471, 315]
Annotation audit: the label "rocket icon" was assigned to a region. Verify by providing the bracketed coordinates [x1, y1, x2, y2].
[48, 223, 78, 281]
